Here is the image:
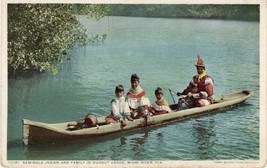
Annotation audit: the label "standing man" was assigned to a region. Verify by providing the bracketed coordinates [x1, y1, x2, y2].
[177, 55, 214, 107]
[127, 74, 150, 118]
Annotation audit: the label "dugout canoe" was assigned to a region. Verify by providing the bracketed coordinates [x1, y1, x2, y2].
[22, 90, 252, 145]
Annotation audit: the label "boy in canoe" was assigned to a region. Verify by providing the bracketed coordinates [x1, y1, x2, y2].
[150, 87, 171, 115]
[105, 85, 133, 127]
[177, 55, 214, 107]
[127, 74, 150, 119]
[177, 84, 200, 110]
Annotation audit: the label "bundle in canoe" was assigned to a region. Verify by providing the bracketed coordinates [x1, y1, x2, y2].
[22, 90, 252, 145]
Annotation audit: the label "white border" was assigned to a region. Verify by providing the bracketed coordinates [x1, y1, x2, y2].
[1, 0, 266, 168]
[259, 0, 267, 167]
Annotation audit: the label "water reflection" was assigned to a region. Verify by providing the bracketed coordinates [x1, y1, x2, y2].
[23, 139, 95, 160]
[21, 126, 156, 160]
[112, 132, 150, 159]
[192, 118, 217, 160]
[119, 137, 127, 146]
[8, 16, 259, 160]
[156, 132, 163, 141]
[130, 132, 149, 157]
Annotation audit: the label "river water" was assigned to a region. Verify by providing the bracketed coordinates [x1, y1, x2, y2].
[7, 16, 259, 160]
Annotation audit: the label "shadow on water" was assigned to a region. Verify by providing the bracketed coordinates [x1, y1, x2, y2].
[9, 101, 254, 160]
[129, 132, 149, 157]
[192, 118, 217, 160]
[107, 132, 149, 160]
[23, 140, 95, 160]
[19, 126, 156, 160]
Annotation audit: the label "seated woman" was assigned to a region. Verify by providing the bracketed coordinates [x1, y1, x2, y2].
[150, 87, 171, 115]
[105, 85, 133, 128]
[127, 74, 150, 119]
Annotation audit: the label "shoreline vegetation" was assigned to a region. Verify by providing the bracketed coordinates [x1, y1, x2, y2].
[108, 4, 259, 21]
[8, 4, 259, 77]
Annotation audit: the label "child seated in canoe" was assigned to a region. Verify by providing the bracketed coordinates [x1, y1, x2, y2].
[177, 84, 203, 110]
[127, 74, 151, 119]
[105, 85, 133, 128]
[150, 87, 171, 115]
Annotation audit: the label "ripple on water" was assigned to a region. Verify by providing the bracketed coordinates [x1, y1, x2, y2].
[8, 16, 259, 160]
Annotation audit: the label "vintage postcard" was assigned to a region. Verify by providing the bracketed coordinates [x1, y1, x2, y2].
[1, 0, 266, 167]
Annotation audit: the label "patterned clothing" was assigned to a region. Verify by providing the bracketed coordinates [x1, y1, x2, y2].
[182, 71, 214, 103]
[127, 85, 150, 111]
[151, 98, 171, 115]
[105, 96, 131, 123]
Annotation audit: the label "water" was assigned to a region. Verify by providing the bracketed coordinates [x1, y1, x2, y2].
[7, 16, 259, 160]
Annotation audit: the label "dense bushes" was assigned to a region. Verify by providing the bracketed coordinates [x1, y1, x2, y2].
[8, 4, 110, 75]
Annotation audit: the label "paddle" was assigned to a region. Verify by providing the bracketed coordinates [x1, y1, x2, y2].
[168, 88, 177, 104]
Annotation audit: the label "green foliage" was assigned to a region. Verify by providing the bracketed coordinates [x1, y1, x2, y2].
[8, 4, 258, 76]
[8, 4, 110, 75]
[70, 4, 110, 20]
[109, 4, 259, 21]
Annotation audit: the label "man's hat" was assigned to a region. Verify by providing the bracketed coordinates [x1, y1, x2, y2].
[195, 55, 205, 67]
[155, 87, 163, 95]
[131, 74, 139, 82]
[115, 85, 124, 92]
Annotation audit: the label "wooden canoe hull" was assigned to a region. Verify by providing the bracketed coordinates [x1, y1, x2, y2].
[22, 90, 252, 145]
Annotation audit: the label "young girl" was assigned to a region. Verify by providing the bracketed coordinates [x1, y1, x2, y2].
[127, 74, 150, 118]
[105, 85, 133, 127]
[150, 87, 171, 115]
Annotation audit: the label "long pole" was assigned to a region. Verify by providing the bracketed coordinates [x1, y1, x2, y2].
[169, 88, 176, 104]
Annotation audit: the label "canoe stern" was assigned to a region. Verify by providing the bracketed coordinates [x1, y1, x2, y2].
[22, 119, 30, 145]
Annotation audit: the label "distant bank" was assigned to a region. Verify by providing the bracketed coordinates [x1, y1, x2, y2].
[108, 4, 259, 21]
